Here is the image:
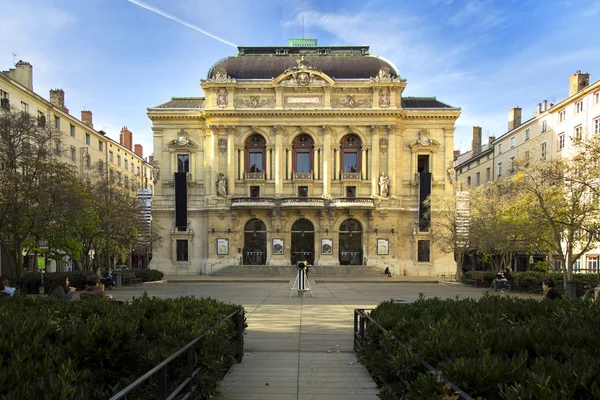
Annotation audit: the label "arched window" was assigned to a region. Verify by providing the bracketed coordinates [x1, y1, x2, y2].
[245, 134, 266, 173]
[340, 134, 362, 173]
[292, 134, 314, 174]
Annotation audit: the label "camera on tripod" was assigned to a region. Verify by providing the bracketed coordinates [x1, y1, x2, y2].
[297, 261, 307, 270]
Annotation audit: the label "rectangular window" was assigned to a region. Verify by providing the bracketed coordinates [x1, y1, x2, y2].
[86, 155, 91, 169]
[558, 133, 565, 150]
[541, 142, 547, 160]
[249, 152, 263, 172]
[587, 256, 598, 272]
[70, 147, 76, 162]
[177, 154, 189, 173]
[110, 168, 114, 182]
[525, 128, 530, 141]
[346, 186, 356, 197]
[54, 141, 61, 155]
[109, 150, 114, 163]
[137, 166, 140, 175]
[0, 89, 8, 110]
[117, 154, 121, 167]
[594, 92, 600, 104]
[54, 116, 60, 129]
[417, 240, 431, 262]
[85, 133, 91, 145]
[124, 175, 129, 189]
[70, 124, 75, 137]
[498, 143, 503, 154]
[541, 120, 547, 132]
[574, 125, 583, 141]
[476, 172, 480, 185]
[417, 154, 430, 173]
[131, 162, 134, 172]
[296, 153, 310, 173]
[124, 158, 128, 170]
[476, 159, 480, 166]
[99, 141, 104, 152]
[594, 117, 600, 135]
[509, 156, 515, 172]
[510, 137, 516, 148]
[486, 167, 491, 181]
[575, 100, 584, 113]
[498, 162, 503, 177]
[98, 161, 104, 173]
[176, 240, 189, 261]
[37, 110, 46, 126]
[21, 101, 28, 113]
[559, 110, 566, 122]
[343, 153, 358, 173]
[117, 172, 122, 185]
[467, 176, 471, 186]
[250, 186, 260, 198]
[298, 186, 308, 197]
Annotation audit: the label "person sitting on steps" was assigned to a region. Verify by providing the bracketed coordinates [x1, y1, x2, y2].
[384, 267, 392, 277]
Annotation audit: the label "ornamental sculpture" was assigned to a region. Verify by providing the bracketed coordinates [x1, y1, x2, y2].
[176, 129, 189, 146]
[379, 89, 390, 108]
[217, 88, 228, 108]
[216, 173, 227, 197]
[418, 129, 430, 146]
[210, 68, 236, 83]
[379, 172, 390, 197]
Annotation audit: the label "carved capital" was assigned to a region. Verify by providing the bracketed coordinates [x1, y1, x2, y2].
[225, 125, 236, 135]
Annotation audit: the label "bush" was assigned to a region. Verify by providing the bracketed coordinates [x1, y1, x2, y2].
[134, 268, 164, 282]
[360, 296, 600, 399]
[461, 271, 599, 294]
[0, 294, 244, 399]
[11, 271, 95, 294]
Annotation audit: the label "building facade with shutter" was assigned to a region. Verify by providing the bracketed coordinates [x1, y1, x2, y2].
[148, 40, 460, 276]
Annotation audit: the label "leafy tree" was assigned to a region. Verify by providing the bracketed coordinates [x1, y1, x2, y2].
[0, 109, 75, 277]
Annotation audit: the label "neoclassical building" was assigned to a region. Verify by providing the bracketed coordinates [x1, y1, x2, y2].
[148, 40, 460, 276]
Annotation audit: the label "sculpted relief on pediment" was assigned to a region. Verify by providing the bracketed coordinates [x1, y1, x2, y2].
[273, 56, 334, 88]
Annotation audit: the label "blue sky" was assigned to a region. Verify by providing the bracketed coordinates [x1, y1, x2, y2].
[2, 0, 600, 156]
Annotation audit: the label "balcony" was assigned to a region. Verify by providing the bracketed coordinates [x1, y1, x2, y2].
[244, 171, 265, 180]
[231, 197, 276, 209]
[280, 197, 325, 208]
[340, 171, 361, 180]
[329, 197, 374, 208]
[293, 171, 313, 180]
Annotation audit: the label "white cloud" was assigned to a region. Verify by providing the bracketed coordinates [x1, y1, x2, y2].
[449, 0, 506, 29]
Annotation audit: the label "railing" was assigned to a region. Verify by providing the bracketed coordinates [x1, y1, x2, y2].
[329, 197, 374, 207]
[340, 172, 361, 180]
[231, 197, 276, 208]
[244, 171, 265, 180]
[280, 197, 325, 207]
[109, 308, 245, 400]
[353, 308, 473, 400]
[293, 171, 313, 180]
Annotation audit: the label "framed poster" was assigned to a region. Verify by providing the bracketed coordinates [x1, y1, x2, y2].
[272, 238, 284, 255]
[321, 238, 333, 255]
[377, 238, 389, 255]
[217, 238, 229, 255]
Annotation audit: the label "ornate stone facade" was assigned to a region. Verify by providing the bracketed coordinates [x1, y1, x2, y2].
[148, 44, 460, 276]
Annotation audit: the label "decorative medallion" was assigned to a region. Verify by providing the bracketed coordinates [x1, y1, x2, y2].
[218, 138, 227, 153]
[217, 88, 228, 107]
[418, 129, 430, 146]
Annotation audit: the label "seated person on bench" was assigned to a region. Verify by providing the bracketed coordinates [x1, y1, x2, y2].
[80, 276, 114, 301]
[489, 269, 512, 291]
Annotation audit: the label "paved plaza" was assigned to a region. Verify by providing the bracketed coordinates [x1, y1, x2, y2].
[111, 278, 539, 399]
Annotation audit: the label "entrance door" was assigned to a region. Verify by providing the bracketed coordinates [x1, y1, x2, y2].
[243, 219, 267, 265]
[291, 218, 315, 265]
[339, 219, 363, 265]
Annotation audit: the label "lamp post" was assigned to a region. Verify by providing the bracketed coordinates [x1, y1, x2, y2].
[88, 248, 95, 270]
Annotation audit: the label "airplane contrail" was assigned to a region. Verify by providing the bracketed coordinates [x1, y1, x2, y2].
[127, 0, 238, 48]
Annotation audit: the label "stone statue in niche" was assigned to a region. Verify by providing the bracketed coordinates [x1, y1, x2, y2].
[216, 173, 227, 197]
[379, 89, 390, 108]
[379, 172, 390, 197]
[217, 88, 228, 108]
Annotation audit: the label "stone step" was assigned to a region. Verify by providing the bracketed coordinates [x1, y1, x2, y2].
[210, 265, 385, 277]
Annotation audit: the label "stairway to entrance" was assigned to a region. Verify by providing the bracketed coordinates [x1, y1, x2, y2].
[210, 265, 385, 277]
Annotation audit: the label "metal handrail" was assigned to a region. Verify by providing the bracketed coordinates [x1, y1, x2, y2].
[354, 308, 473, 400]
[109, 308, 245, 400]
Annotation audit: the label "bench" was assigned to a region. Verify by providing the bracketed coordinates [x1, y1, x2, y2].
[464, 272, 485, 287]
[122, 272, 142, 285]
[493, 276, 520, 292]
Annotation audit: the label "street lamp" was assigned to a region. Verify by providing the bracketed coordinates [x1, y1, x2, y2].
[88, 248, 95, 270]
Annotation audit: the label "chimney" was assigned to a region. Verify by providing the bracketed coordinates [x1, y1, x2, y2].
[120, 126, 133, 150]
[4, 61, 33, 90]
[453, 149, 461, 160]
[537, 103, 542, 114]
[81, 110, 93, 128]
[471, 126, 482, 156]
[134, 144, 143, 158]
[488, 136, 495, 148]
[508, 107, 522, 131]
[569, 70, 590, 96]
[49, 89, 65, 111]
[543, 100, 548, 111]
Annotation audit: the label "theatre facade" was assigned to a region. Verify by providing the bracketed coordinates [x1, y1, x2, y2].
[148, 41, 460, 276]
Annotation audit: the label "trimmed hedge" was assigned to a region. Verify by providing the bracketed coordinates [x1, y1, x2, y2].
[134, 268, 164, 282]
[0, 294, 244, 399]
[461, 271, 599, 294]
[360, 296, 600, 399]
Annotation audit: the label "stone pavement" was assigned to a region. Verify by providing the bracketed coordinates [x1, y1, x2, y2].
[112, 277, 539, 399]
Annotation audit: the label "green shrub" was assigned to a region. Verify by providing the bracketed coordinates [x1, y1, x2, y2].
[461, 271, 599, 294]
[11, 271, 95, 294]
[134, 268, 164, 282]
[0, 294, 244, 399]
[360, 296, 600, 399]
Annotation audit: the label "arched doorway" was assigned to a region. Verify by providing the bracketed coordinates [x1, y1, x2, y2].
[291, 218, 315, 266]
[339, 219, 363, 265]
[243, 219, 267, 265]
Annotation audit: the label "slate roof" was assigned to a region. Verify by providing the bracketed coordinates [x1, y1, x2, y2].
[207, 46, 398, 80]
[153, 97, 205, 109]
[402, 97, 456, 109]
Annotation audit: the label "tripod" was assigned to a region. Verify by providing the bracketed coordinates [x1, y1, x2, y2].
[289, 267, 313, 297]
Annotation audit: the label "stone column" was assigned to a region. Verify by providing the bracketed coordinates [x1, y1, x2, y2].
[361, 149, 367, 180]
[206, 125, 217, 196]
[266, 147, 272, 180]
[387, 125, 396, 196]
[335, 147, 340, 180]
[274, 126, 283, 194]
[226, 126, 235, 195]
[322, 126, 331, 195]
[287, 148, 293, 180]
[314, 148, 320, 181]
[238, 148, 243, 180]
[370, 126, 380, 196]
